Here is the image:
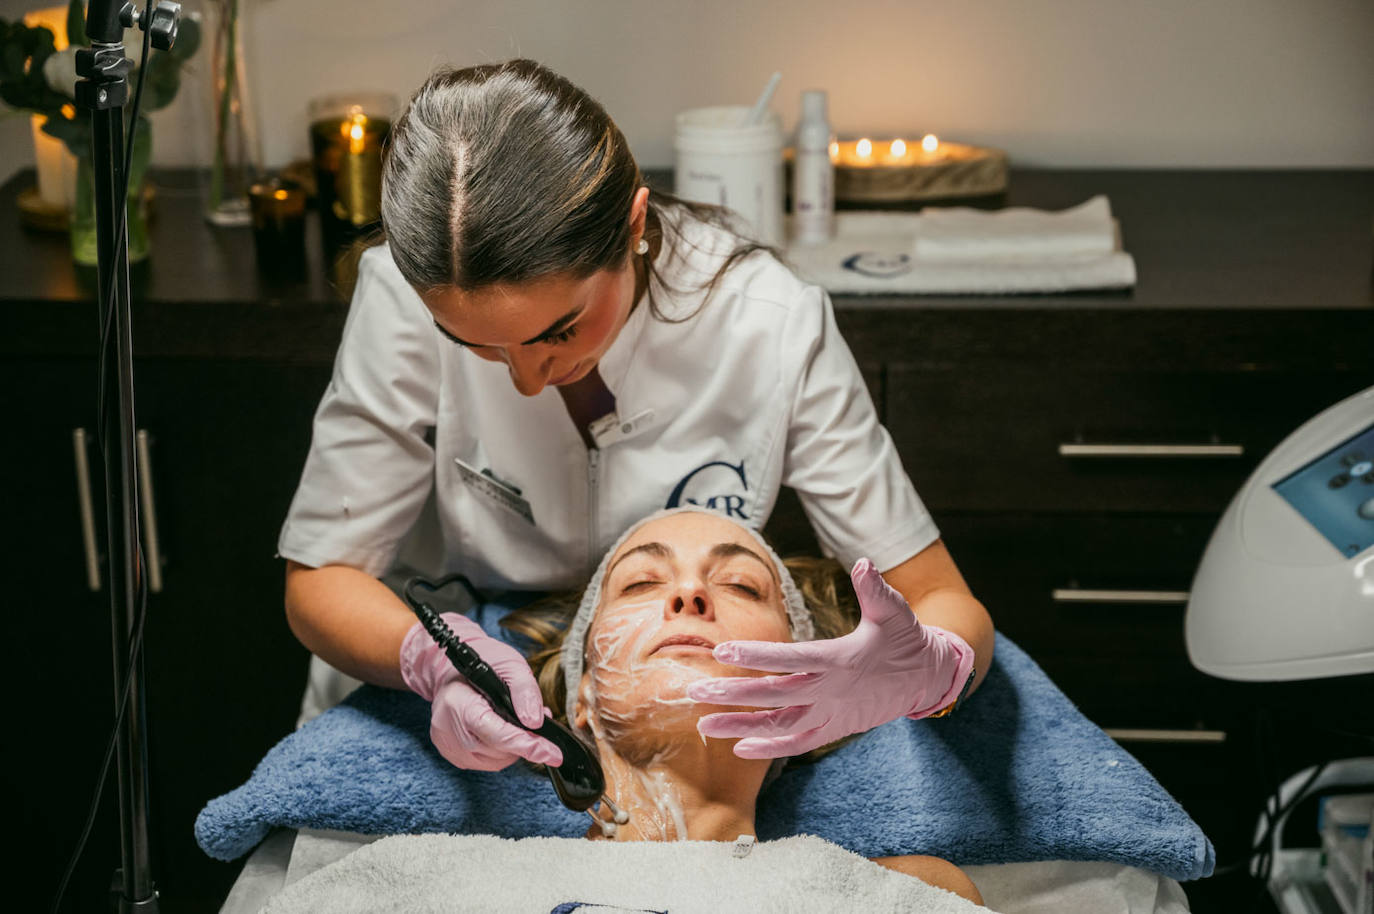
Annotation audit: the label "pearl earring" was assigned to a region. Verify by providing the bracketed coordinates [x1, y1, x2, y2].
[635, 238, 648, 255]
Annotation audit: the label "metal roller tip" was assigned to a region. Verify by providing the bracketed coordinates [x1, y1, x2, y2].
[586, 807, 617, 837]
[601, 795, 630, 824]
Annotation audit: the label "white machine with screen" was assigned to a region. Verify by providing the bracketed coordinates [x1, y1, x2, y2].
[1185, 385, 1374, 681]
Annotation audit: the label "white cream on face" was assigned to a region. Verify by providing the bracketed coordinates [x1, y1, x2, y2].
[576, 523, 792, 841]
[581, 599, 712, 764]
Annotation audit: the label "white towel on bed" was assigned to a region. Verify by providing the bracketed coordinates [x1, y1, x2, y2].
[259, 832, 983, 913]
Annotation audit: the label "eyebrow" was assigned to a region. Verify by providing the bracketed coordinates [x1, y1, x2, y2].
[606, 541, 672, 580]
[432, 305, 585, 348]
[604, 540, 779, 586]
[708, 542, 779, 586]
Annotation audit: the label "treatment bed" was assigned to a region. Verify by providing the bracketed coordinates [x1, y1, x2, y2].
[198, 632, 1211, 912]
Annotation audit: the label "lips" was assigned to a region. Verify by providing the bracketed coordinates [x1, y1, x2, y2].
[650, 634, 717, 654]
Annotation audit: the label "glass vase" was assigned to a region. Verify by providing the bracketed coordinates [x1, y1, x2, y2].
[203, 0, 260, 225]
[69, 118, 153, 266]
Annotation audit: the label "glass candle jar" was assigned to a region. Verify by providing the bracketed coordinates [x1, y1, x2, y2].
[248, 177, 307, 278]
[307, 92, 396, 263]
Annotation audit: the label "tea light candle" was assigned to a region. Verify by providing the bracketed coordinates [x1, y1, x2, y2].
[836, 134, 948, 168]
[249, 179, 307, 278]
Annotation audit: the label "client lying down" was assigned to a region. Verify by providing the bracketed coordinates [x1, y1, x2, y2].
[262, 507, 986, 912]
[512, 505, 984, 906]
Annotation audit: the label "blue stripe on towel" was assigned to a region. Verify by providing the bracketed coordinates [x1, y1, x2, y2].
[195, 628, 1214, 881]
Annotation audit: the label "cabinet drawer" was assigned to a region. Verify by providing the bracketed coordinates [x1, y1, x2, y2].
[940, 513, 1212, 657]
[888, 367, 1366, 513]
[940, 513, 1240, 725]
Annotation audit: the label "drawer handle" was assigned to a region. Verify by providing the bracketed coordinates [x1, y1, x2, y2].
[135, 430, 164, 594]
[1058, 443, 1244, 458]
[1104, 728, 1227, 744]
[71, 429, 101, 592]
[1052, 588, 1190, 604]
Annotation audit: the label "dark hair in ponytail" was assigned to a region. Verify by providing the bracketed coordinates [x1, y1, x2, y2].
[364, 58, 784, 319]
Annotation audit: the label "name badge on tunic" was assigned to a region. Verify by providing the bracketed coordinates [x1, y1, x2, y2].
[588, 409, 656, 449]
[453, 457, 535, 525]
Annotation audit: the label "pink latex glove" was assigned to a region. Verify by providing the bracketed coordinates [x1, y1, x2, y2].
[687, 557, 975, 759]
[399, 611, 563, 771]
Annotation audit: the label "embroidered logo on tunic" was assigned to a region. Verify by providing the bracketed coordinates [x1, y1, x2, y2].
[666, 460, 750, 519]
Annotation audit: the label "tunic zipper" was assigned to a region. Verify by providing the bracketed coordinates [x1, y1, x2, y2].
[587, 446, 601, 573]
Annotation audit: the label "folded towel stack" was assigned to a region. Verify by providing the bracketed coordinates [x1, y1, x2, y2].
[781, 195, 1137, 295]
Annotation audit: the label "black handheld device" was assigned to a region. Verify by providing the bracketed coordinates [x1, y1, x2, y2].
[402, 575, 606, 812]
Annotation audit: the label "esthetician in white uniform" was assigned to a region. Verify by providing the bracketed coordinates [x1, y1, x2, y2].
[280, 59, 995, 772]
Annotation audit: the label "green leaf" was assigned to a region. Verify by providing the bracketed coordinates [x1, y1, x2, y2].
[41, 108, 90, 158]
[169, 13, 200, 62]
[1, 38, 24, 84]
[0, 22, 71, 114]
[140, 51, 180, 111]
[67, 0, 87, 48]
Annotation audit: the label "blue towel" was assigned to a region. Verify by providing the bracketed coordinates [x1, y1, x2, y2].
[195, 629, 1214, 881]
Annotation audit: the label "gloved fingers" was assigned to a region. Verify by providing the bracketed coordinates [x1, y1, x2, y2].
[433, 680, 562, 767]
[712, 638, 839, 673]
[850, 558, 919, 626]
[509, 730, 565, 768]
[733, 723, 835, 760]
[461, 700, 563, 767]
[483, 648, 546, 725]
[686, 671, 823, 707]
[431, 725, 518, 772]
[471, 639, 548, 730]
[695, 703, 824, 741]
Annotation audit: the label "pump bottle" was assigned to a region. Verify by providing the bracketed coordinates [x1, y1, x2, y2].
[792, 90, 835, 244]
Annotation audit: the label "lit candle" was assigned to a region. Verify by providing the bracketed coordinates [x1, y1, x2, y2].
[855, 137, 873, 165]
[23, 6, 75, 210]
[344, 110, 368, 155]
[889, 138, 908, 163]
[921, 133, 940, 161]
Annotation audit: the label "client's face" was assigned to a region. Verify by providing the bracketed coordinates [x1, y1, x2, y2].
[575, 512, 792, 761]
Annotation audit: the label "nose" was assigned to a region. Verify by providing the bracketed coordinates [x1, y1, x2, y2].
[664, 578, 714, 621]
[502, 347, 553, 397]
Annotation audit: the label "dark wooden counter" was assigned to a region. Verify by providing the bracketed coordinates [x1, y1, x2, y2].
[4, 167, 1371, 364]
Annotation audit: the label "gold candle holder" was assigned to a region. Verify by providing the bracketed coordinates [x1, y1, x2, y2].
[785, 134, 1008, 204]
[308, 92, 395, 259]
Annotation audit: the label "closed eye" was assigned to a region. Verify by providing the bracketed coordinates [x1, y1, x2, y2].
[621, 579, 661, 594]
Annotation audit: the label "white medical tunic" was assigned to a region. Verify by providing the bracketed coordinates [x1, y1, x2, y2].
[279, 212, 939, 597]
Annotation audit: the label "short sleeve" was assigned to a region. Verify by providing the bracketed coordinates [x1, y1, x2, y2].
[277, 245, 441, 577]
[780, 284, 940, 572]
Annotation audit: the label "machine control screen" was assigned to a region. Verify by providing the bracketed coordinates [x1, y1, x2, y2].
[1272, 421, 1374, 558]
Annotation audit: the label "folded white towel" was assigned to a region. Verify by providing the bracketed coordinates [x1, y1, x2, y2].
[781, 206, 1136, 295]
[912, 195, 1117, 262]
[261, 832, 984, 913]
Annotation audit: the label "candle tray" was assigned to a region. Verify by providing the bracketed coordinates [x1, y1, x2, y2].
[784, 142, 1009, 203]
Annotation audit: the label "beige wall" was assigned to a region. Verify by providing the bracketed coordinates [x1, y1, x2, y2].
[4, 0, 1373, 189]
